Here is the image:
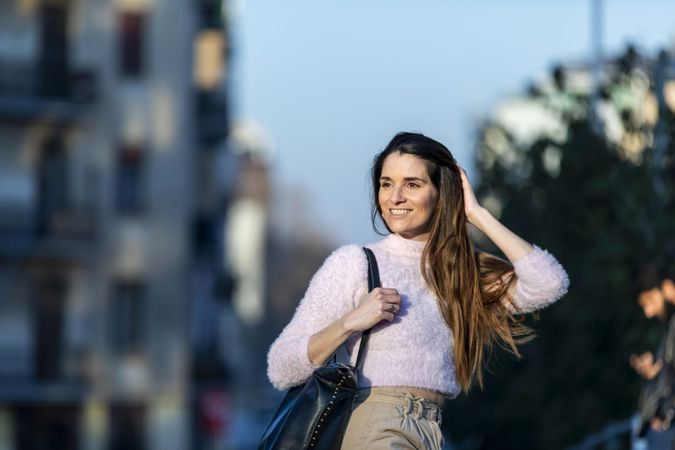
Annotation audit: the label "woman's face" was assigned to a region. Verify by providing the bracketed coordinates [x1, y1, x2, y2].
[378, 152, 439, 242]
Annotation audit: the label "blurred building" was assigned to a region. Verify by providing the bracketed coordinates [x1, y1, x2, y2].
[0, 0, 241, 449]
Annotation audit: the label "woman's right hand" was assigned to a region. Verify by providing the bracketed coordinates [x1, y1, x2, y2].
[342, 287, 401, 332]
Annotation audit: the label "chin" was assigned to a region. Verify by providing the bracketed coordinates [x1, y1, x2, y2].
[390, 228, 422, 240]
[385, 221, 415, 235]
[386, 222, 409, 235]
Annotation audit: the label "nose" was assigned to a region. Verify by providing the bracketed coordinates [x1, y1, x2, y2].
[389, 186, 405, 204]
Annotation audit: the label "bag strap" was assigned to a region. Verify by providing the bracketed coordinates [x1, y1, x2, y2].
[355, 247, 380, 371]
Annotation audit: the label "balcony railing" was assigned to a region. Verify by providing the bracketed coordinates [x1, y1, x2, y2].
[568, 416, 639, 450]
[0, 206, 98, 261]
[0, 60, 97, 123]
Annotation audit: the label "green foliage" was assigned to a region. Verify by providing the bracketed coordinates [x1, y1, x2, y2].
[444, 56, 675, 449]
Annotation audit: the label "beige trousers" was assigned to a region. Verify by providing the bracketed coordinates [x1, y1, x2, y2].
[340, 387, 445, 450]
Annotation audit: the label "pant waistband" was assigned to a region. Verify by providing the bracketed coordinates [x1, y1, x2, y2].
[353, 387, 443, 424]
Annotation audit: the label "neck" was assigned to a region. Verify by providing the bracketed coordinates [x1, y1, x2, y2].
[375, 233, 426, 260]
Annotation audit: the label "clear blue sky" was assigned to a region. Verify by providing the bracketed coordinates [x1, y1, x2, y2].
[231, 0, 675, 246]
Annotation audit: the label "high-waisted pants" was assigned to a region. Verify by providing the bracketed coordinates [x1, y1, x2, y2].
[340, 387, 444, 449]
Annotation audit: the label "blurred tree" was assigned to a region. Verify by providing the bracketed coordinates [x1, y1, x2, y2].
[444, 46, 675, 449]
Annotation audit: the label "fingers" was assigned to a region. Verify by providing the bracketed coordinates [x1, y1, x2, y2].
[457, 165, 470, 182]
[383, 312, 396, 321]
[352, 287, 402, 327]
[380, 302, 399, 315]
[458, 165, 467, 177]
[374, 288, 401, 320]
[380, 301, 397, 321]
[367, 288, 401, 314]
[371, 287, 401, 302]
[372, 287, 399, 296]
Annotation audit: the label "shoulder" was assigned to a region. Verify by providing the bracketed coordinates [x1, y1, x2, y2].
[328, 244, 367, 261]
[304, 244, 368, 304]
[317, 244, 368, 275]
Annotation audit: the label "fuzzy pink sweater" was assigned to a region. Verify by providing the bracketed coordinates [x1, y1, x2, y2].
[267, 233, 569, 398]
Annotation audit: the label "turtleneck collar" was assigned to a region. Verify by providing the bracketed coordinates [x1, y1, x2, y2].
[374, 233, 426, 259]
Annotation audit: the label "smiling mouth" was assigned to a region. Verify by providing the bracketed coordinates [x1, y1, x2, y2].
[389, 209, 412, 216]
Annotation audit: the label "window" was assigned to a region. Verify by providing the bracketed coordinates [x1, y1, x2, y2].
[37, 135, 68, 234]
[118, 12, 145, 78]
[33, 278, 67, 380]
[39, 3, 69, 97]
[115, 144, 144, 214]
[199, 0, 224, 28]
[109, 281, 145, 355]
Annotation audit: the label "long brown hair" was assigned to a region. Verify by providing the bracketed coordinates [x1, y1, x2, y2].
[371, 132, 533, 391]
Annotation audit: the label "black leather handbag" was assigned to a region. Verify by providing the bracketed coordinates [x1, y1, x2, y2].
[258, 247, 380, 450]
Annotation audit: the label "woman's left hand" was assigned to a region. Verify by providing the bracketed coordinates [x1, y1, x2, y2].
[458, 166, 481, 223]
[456, 164, 534, 261]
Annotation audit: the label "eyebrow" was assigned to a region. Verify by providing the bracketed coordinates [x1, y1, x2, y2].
[379, 176, 428, 183]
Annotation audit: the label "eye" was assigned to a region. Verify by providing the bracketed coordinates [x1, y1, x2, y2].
[380, 181, 392, 188]
[406, 182, 420, 188]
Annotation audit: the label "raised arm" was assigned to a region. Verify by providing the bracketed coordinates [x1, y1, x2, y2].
[459, 168, 569, 312]
[459, 168, 532, 261]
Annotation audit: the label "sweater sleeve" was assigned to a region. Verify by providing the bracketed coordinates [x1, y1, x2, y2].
[266, 244, 367, 390]
[510, 245, 569, 313]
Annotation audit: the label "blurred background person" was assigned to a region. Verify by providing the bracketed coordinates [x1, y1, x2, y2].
[631, 266, 675, 449]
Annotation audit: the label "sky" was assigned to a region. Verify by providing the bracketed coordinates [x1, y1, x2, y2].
[230, 0, 675, 246]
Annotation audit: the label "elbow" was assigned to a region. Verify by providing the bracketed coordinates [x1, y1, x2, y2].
[547, 268, 570, 302]
[266, 344, 292, 391]
[267, 369, 290, 391]
[266, 359, 283, 391]
[532, 268, 570, 306]
[513, 268, 570, 313]
[266, 336, 315, 391]
[514, 246, 570, 305]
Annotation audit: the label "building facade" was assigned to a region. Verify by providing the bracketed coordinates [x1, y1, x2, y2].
[0, 0, 234, 448]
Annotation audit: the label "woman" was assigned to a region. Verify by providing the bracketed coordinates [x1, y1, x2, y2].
[267, 132, 569, 449]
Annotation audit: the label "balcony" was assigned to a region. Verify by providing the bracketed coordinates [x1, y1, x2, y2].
[0, 207, 98, 263]
[0, 60, 97, 124]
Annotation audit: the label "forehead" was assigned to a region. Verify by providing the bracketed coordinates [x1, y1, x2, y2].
[381, 152, 430, 179]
